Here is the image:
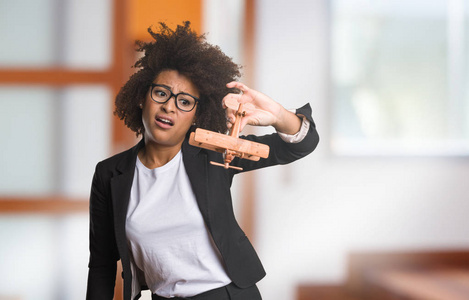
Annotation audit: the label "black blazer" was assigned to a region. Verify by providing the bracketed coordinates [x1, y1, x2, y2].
[86, 104, 319, 300]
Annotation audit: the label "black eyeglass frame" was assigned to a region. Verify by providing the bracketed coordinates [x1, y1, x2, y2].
[149, 83, 199, 112]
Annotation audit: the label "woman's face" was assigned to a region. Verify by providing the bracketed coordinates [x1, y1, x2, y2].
[141, 70, 198, 150]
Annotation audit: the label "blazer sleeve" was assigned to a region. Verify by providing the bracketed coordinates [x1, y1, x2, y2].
[233, 103, 319, 172]
[86, 163, 119, 300]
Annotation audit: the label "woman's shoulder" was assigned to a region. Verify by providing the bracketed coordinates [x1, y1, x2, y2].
[95, 140, 143, 173]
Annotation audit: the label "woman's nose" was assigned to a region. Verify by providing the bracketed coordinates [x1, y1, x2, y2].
[161, 96, 177, 112]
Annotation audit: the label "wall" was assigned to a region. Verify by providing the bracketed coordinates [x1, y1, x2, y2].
[252, 0, 469, 299]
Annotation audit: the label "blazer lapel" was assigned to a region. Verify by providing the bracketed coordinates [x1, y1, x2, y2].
[182, 139, 212, 229]
[111, 140, 144, 252]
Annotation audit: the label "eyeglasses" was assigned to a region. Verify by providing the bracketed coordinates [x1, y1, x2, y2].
[149, 84, 199, 112]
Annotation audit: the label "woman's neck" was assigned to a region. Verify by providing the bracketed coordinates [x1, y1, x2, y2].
[138, 141, 182, 169]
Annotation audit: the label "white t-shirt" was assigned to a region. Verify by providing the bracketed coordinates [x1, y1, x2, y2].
[126, 151, 231, 298]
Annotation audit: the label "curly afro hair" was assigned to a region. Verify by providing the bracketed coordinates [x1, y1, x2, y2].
[114, 21, 242, 136]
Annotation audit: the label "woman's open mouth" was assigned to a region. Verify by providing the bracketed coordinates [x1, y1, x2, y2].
[155, 115, 174, 129]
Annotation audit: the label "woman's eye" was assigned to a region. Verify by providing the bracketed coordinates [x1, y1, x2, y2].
[179, 99, 191, 107]
[155, 90, 167, 97]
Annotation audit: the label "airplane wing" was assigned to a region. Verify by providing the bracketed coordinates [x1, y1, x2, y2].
[189, 128, 269, 161]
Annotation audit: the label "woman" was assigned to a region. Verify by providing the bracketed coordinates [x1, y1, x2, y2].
[86, 22, 319, 300]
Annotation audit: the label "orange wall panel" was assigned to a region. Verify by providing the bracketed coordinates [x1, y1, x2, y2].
[130, 0, 202, 41]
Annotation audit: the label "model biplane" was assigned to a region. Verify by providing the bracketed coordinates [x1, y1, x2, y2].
[189, 98, 270, 170]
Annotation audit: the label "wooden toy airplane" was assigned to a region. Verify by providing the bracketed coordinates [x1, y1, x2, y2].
[189, 97, 270, 170]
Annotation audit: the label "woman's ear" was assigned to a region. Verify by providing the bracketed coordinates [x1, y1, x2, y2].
[192, 113, 198, 125]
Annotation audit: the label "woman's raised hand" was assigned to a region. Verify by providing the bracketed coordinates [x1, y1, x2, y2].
[223, 82, 301, 135]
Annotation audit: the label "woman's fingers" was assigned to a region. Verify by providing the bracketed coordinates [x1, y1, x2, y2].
[226, 82, 254, 104]
[226, 81, 247, 91]
[224, 82, 273, 131]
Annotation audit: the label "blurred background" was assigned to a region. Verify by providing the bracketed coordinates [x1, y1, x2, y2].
[1, 0, 469, 299]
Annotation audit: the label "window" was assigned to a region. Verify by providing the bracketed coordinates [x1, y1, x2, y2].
[331, 0, 469, 156]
